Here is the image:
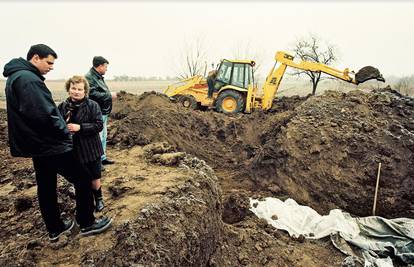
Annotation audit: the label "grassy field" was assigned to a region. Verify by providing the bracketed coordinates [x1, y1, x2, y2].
[0, 80, 172, 108]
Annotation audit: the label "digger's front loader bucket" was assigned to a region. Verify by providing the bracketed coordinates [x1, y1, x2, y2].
[355, 66, 385, 84]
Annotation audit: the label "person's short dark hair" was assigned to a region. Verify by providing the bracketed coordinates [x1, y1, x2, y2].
[93, 56, 109, 68]
[26, 44, 58, 60]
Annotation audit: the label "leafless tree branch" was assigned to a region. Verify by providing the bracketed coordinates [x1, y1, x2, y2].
[177, 38, 208, 79]
[289, 34, 339, 95]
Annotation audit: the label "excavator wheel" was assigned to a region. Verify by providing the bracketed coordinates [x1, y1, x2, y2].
[178, 95, 198, 110]
[215, 90, 245, 114]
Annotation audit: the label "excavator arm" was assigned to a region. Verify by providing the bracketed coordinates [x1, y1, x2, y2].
[261, 51, 385, 111]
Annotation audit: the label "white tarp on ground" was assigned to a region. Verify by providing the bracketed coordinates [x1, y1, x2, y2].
[249, 197, 414, 267]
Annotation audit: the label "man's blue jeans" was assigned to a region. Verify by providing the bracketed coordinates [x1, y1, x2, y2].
[99, 114, 108, 161]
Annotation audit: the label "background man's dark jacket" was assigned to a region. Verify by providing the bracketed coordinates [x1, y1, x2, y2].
[3, 58, 72, 157]
[85, 68, 112, 115]
[58, 98, 104, 163]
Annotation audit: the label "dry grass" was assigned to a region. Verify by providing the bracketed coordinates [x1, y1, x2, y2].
[0, 78, 390, 109]
[0, 80, 172, 108]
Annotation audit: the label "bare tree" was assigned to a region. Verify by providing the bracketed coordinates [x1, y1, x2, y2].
[232, 41, 264, 82]
[290, 34, 339, 95]
[176, 38, 208, 79]
[394, 76, 414, 96]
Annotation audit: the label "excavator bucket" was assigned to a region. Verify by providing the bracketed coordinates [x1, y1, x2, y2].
[355, 66, 385, 84]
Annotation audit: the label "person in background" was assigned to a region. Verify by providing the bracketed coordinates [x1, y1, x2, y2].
[207, 67, 218, 99]
[85, 56, 117, 168]
[58, 75, 106, 212]
[3, 44, 111, 242]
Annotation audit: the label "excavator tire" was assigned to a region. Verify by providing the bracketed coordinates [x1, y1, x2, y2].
[178, 95, 198, 110]
[215, 90, 245, 114]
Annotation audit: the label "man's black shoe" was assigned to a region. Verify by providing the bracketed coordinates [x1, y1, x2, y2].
[101, 159, 115, 165]
[80, 217, 112, 236]
[48, 219, 75, 242]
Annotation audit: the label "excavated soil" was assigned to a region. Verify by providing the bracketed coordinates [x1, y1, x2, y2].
[355, 66, 384, 84]
[110, 89, 414, 218]
[0, 86, 413, 266]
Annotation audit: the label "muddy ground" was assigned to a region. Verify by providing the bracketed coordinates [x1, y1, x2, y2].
[0, 87, 413, 266]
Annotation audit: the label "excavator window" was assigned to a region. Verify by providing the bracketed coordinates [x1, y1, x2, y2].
[215, 60, 254, 90]
[245, 64, 254, 88]
[232, 63, 246, 88]
[245, 65, 250, 86]
[217, 60, 232, 84]
[231, 63, 253, 89]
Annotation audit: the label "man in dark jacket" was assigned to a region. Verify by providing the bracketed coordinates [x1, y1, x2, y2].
[3, 44, 112, 242]
[85, 56, 117, 166]
[207, 69, 218, 99]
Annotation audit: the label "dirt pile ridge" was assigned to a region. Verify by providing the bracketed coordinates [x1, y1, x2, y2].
[110, 89, 414, 218]
[109, 92, 256, 168]
[249, 88, 414, 218]
[93, 153, 223, 266]
[109, 92, 307, 169]
[0, 87, 413, 266]
[0, 136, 224, 266]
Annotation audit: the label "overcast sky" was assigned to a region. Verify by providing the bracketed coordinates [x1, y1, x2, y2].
[1, 1, 413, 79]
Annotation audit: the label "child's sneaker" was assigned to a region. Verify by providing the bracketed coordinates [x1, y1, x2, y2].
[80, 217, 112, 236]
[48, 219, 75, 242]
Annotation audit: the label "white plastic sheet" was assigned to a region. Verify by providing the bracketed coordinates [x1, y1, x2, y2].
[250, 197, 414, 267]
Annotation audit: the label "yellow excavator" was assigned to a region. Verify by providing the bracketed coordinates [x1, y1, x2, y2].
[164, 51, 385, 114]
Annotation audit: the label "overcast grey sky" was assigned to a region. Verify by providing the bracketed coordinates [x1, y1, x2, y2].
[1, 1, 413, 79]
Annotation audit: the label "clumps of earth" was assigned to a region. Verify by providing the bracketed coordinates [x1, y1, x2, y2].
[0, 86, 413, 266]
[110, 88, 414, 218]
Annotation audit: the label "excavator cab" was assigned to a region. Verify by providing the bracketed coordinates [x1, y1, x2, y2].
[213, 60, 255, 91]
[211, 59, 256, 113]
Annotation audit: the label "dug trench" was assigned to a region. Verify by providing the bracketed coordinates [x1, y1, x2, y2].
[109, 89, 414, 219]
[0, 87, 413, 266]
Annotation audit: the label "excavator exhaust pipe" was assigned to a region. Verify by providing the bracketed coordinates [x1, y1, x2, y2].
[355, 66, 385, 84]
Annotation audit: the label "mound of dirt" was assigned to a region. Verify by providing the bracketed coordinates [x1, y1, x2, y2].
[211, 215, 345, 267]
[1, 86, 412, 266]
[249, 88, 414, 218]
[0, 131, 224, 266]
[109, 91, 259, 168]
[90, 156, 223, 266]
[109, 89, 414, 219]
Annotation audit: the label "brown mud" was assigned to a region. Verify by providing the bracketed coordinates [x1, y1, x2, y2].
[0, 86, 413, 266]
[110, 89, 414, 218]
